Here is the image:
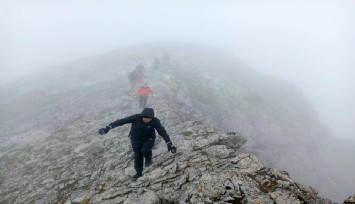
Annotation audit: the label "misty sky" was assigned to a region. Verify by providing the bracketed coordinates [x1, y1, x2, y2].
[1, 0, 354, 139]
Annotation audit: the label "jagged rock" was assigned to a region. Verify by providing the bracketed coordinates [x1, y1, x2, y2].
[344, 195, 355, 204]
[123, 189, 160, 204]
[0, 44, 349, 204]
[70, 191, 89, 204]
[85, 131, 330, 204]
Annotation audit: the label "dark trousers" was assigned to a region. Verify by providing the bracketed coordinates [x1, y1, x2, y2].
[131, 138, 155, 173]
[139, 96, 148, 108]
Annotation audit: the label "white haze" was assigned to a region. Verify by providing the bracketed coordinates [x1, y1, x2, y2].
[1, 0, 354, 140]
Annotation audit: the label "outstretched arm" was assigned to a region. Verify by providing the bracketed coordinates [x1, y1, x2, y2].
[155, 118, 176, 153]
[155, 118, 171, 143]
[109, 114, 140, 129]
[98, 114, 139, 135]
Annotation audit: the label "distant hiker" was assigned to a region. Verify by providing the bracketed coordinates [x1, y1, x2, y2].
[129, 63, 145, 88]
[136, 84, 153, 109]
[153, 56, 160, 70]
[98, 108, 176, 179]
[163, 52, 170, 66]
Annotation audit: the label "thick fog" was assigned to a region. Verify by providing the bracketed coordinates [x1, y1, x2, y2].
[1, 0, 354, 140]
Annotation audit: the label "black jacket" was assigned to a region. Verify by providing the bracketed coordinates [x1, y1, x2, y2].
[109, 114, 171, 143]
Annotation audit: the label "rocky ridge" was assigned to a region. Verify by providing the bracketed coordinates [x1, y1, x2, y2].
[0, 43, 353, 203]
[0, 75, 332, 204]
[0, 113, 332, 203]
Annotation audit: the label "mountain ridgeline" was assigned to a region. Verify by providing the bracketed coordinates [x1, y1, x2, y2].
[0, 43, 354, 203]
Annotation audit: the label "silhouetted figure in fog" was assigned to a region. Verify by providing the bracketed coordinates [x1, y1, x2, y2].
[98, 108, 176, 179]
[129, 63, 145, 88]
[136, 84, 153, 109]
[153, 56, 160, 70]
[163, 52, 170, 66]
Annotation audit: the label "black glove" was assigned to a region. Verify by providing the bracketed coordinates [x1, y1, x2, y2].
[98, 126, 111, 135]
[167, 142, 177, 153]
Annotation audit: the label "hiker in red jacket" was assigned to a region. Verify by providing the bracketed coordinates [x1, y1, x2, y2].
[136, 84, 153, 109]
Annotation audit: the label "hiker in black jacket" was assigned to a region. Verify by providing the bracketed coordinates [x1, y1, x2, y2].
[98, 108, 176, 179]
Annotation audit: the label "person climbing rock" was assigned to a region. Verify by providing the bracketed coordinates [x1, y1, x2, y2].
[136, 84, 153, 109]
[98, 108, 176, 179]
[128, 63, 145, 88]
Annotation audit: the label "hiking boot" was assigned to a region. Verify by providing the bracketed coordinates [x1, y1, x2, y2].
[145, 160, 153, 167]
[133, 172, 143, 179]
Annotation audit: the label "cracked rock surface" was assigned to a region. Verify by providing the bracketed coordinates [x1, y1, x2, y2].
[0, 102, 332, 204]
[0, 43, 352, 203]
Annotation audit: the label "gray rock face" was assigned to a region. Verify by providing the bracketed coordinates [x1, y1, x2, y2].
[0, 43, 350, 203]
[87, 128, 331, 204]
[0, 111, 332, 204]
[344, 195, 355, 204]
